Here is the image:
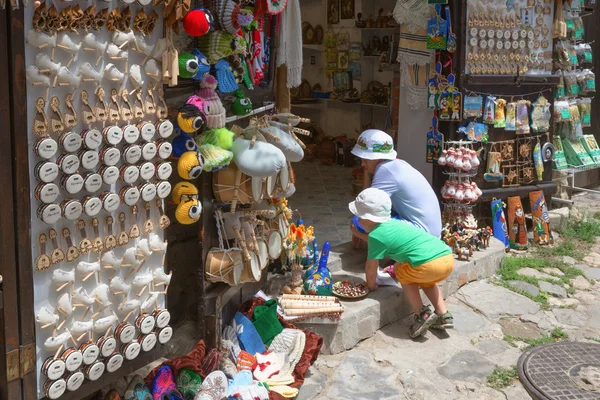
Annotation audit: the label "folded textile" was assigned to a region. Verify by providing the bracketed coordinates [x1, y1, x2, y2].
[269, 329, 306, 378]
[252, 299, 283, 346]
[236, 350, 256, 372]
[253, 351, 285, 381]
[145, 340, 206, 388]
[176, 369, 202, 400]
[234, 312, 265, 355]
[269, 385, 299, 398]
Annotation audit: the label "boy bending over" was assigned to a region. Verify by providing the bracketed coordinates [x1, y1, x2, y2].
[349, 188, 455, 338]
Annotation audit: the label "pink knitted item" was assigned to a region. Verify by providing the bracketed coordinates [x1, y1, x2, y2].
[198, 75, 226, 129]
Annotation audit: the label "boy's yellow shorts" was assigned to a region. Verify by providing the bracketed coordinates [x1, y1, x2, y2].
[394, 254, 454, 288]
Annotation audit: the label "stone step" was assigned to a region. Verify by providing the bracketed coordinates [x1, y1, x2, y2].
[296, 238, 507, 354]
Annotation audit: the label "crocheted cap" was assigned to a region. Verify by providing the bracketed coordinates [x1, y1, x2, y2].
[178, 52, 199, 79]
[215, 0, 241, 34]
[269, 328, 306, 378]
[198, 75, 226, 129]
[197, 31, 235, 64]
[253, 351, 285, 382]
[233, 312, 265, 356]
[175, 369, 202, 399]
[183, 8, 213, 37]
[215, 59, 239, 93]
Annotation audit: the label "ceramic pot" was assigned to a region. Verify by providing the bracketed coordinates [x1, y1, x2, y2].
[454, 184, 465, 202]
[437, 150, 448, 166]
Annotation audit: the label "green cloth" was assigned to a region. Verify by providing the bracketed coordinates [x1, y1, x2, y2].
[367, 220, 451, 267]
[176, 369, 202, 400]
[252, 299, 283, 346]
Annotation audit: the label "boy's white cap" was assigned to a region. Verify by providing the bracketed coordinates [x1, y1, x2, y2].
[349, 188, 392, 223]
[351, 129, 397, 160]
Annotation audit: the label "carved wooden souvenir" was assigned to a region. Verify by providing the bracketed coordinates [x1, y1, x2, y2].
[91, 217, 104, 253]
[120, 89, 133, 121]
[49, 96, 65, 133]
[49, 228, 66, 265]
[80, 90, 97, 124]
[129, 206, 140, 239]
[507, 196, 528, 250]
[118, 212, 130, 246]
[517, 138, 532, 162]
[63, 228, 80, 262]
[156, 199, 170, 230]
[501, 141, 514, 161]
[35, 233, 52, 271]
[133, 89, 145, 120]
[109, 89, 121, 122]
[76, 219, 93, 254]
[104, 216, 117, 250]
[145, 89, 157, 115]
[34, 97, 49, 135]
[95, 87, 108, 122]
[143, 202, 154, 234]
[519, 164, 535, 184]
[156, 88, 168, 119]
[529, 190, 553, 245]
[62, 93, 78, 128]
[502, 164, 519, 187]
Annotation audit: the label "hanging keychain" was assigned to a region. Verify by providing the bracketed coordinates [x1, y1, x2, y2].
[445, 6, 456, 53]
[426, 116, 444, 164]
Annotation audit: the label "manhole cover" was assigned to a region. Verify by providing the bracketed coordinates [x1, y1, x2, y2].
[518, 342, 600, 399]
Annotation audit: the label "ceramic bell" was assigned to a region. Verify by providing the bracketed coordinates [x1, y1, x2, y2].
[470, 149, 480, 168]
[453, 150, 464, 171]
[462, 155, 472, 172]
[454, 184, 465, 202]
[446, 148, 456, 166]
[446, 181, 456, 199]
[472, 182, 483, 198]
[441, 181, 450, 199]
[463, 183, 475, 203]
[438, 150, 448, 166]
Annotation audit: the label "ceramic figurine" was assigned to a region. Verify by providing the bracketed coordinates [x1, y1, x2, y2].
[438, 150, 448, 166]
[454, 184, 465, 202]
[462, 154, 472, 172]
[508, 196, 528, 250]
[469, 149, 480, 168]
[529, 190, 553, 245]
[446, 181, 457, 199]
[303, 242, 333, 296]
[446, 148, 456, 166]
[453, 150, 463, 171]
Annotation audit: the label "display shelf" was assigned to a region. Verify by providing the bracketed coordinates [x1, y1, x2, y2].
[302, 44, 324, 52]
[292, 100, 389, 109]
[465, 74, 562, 86]
[225, 104, 275, 123]
[552, 164, 600, 196]
[480, 183, 557, 202]
[358, 27, 399, 31]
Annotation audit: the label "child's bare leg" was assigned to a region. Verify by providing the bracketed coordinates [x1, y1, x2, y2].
[421, 285, 447, 315]
[401, 283, 424, 314]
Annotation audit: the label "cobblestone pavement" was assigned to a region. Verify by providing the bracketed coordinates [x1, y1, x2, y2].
[298, 257, 600, 400]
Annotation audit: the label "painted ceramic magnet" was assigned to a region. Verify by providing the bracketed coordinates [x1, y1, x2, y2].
[463, 95, 483, 118]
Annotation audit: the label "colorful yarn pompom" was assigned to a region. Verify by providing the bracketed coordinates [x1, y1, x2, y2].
[177, 104, 206, 133]
[175, 198, 202, 225]
[183, 8, 213, 37]
[198, 128, 235, 150]
[177, 151, 205, 180]
[172, 130, 198, 159]
[178, 52, 200, 79]
[172, 182, 198, 205]
[198, 144, 233, 172]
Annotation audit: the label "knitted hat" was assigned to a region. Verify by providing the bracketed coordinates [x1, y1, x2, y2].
[175, 197, 201, 225]
[197, 31, 247, 64]
[125, 375, 152, 400]
[215, 59, 238, 93]
[198, 144, 232, 172]
[251, 299, 283, 346]
[267, 0, 288, 14]
[233, 312, 265, 356]
[172, 130, 198, 159]
[176, 369, 202, 399]
[183, 8, 213, 37]
[177, 103, 206, 133]
[172, 182, 198, 205]
[218, 342, 238, 379]
[185, 95, 210, 117]
[231, 89, 253, 116]
[178, 52, 200, 79]
[151, 366, 182, 400]
[198, 75, 226, 129]
[194, 371, 228, 400]
[198, 128, 235, 150]
[222, 325, 242, 361]
[269, 329, 306, 378]
[236, 350, 256, 371]
[192, 49, 211, 80]
[200, 348, 221, 378]
[253, 351, 285, 381]
[177, 151, 204, 180]
[215, 0, 241, 34]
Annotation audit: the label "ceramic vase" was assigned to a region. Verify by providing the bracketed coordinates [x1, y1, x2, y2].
[507, 196, 528, 250]
[454, 151, 463, 171]
[303, 241, 333, 296]
[454, 184, 465, 202]
[470, 150, 480, 168]
[446, 181, 456, 199]
[491, 198, 509, 248]
[446, 148, 456, 166]
[529, 190, 553, 245]
[438, 150, 448, 166]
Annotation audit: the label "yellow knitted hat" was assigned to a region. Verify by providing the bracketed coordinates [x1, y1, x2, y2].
[177, 151, 205, 180]
[172, 182, 198, 204]
[175, 198, 202, 225]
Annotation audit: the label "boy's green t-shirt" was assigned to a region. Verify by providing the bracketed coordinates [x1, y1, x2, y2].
[367, 219, 451, 267]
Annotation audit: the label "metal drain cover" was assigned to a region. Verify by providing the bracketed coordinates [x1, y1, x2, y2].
[518, 342, 600, 399]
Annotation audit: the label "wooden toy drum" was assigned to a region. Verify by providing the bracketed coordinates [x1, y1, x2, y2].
[267, 230, 283, 259]
[239, 250, 261, 283]
[205, 248, 244, 285]
[82, 360, 104, 381]
[213, 163, 253, 205]
[78, 341, 99, 365]
[65, 371, 84, 392]
[44, 378, 66, 399]
[42, 356, 66, 380]
[60, 348, 83, 372]
[121, 342, 141, 361]
[152, 308, 171, 329]
[104, 352, 124, 373]
[256, 238, 269, 270]
[276, 214, 290, 239]
[137, 332, 157, 352]
[115, 322, 136, 344]
[96, 335, 117, 358]
[251, 176, 264, 202]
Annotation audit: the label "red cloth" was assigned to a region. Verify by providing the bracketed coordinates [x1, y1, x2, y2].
[238, 298, 323, 400]
[144, 339, 206, 387]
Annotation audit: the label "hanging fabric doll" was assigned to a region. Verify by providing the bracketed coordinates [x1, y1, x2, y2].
[483, 96, 496, 124]
[494, 98, 507, 128]
[516, 100, 531, 135]
[505, 101, 517, 131]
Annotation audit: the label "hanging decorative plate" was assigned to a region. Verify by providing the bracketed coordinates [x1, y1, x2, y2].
[314, 25, 324, 45]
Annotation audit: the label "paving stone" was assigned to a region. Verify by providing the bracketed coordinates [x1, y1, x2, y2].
[297, 367, 328, 400]
[538, 281, 567, 298]
[520, 314, 541, 324]
[499, 319, 544, 339]
[517, 268, 561, 282]
[582, 267, 600, 280]
[559, 256, 577, 266]
[574, 263, 591, 272]
[574, 291, 597, 303]
[506, 280, 539, 297]
[456, 387, 506, 400]
[451, 304, 490, 334]
[552, 308, 588, 327]
[502, 383, 533, 400]
[572, 276, 592, 290]
[583, 252, 600, 268]
[542, 267, 565, 276]
[588, 306, 600, 330]
[457, 281, 540, 320]
[548, 297, 580, 308]
[437, 351, 495, 383]
[474, 339, 522, 367]
[325, 351, 401, 399]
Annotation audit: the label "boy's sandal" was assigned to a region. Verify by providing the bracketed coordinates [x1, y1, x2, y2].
[431, 312, 454, 330]
[408, 306, 437, 338]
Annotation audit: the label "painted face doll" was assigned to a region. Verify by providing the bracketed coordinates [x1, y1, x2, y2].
[512, 205, 528, 248]
[451, 94, 461, 120]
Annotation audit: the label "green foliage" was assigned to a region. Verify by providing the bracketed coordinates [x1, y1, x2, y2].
[487, 366, 518, 390]
[563, 219, 600, 243]
[504, 328, 568, 350]
[538, 238, 584, 260]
